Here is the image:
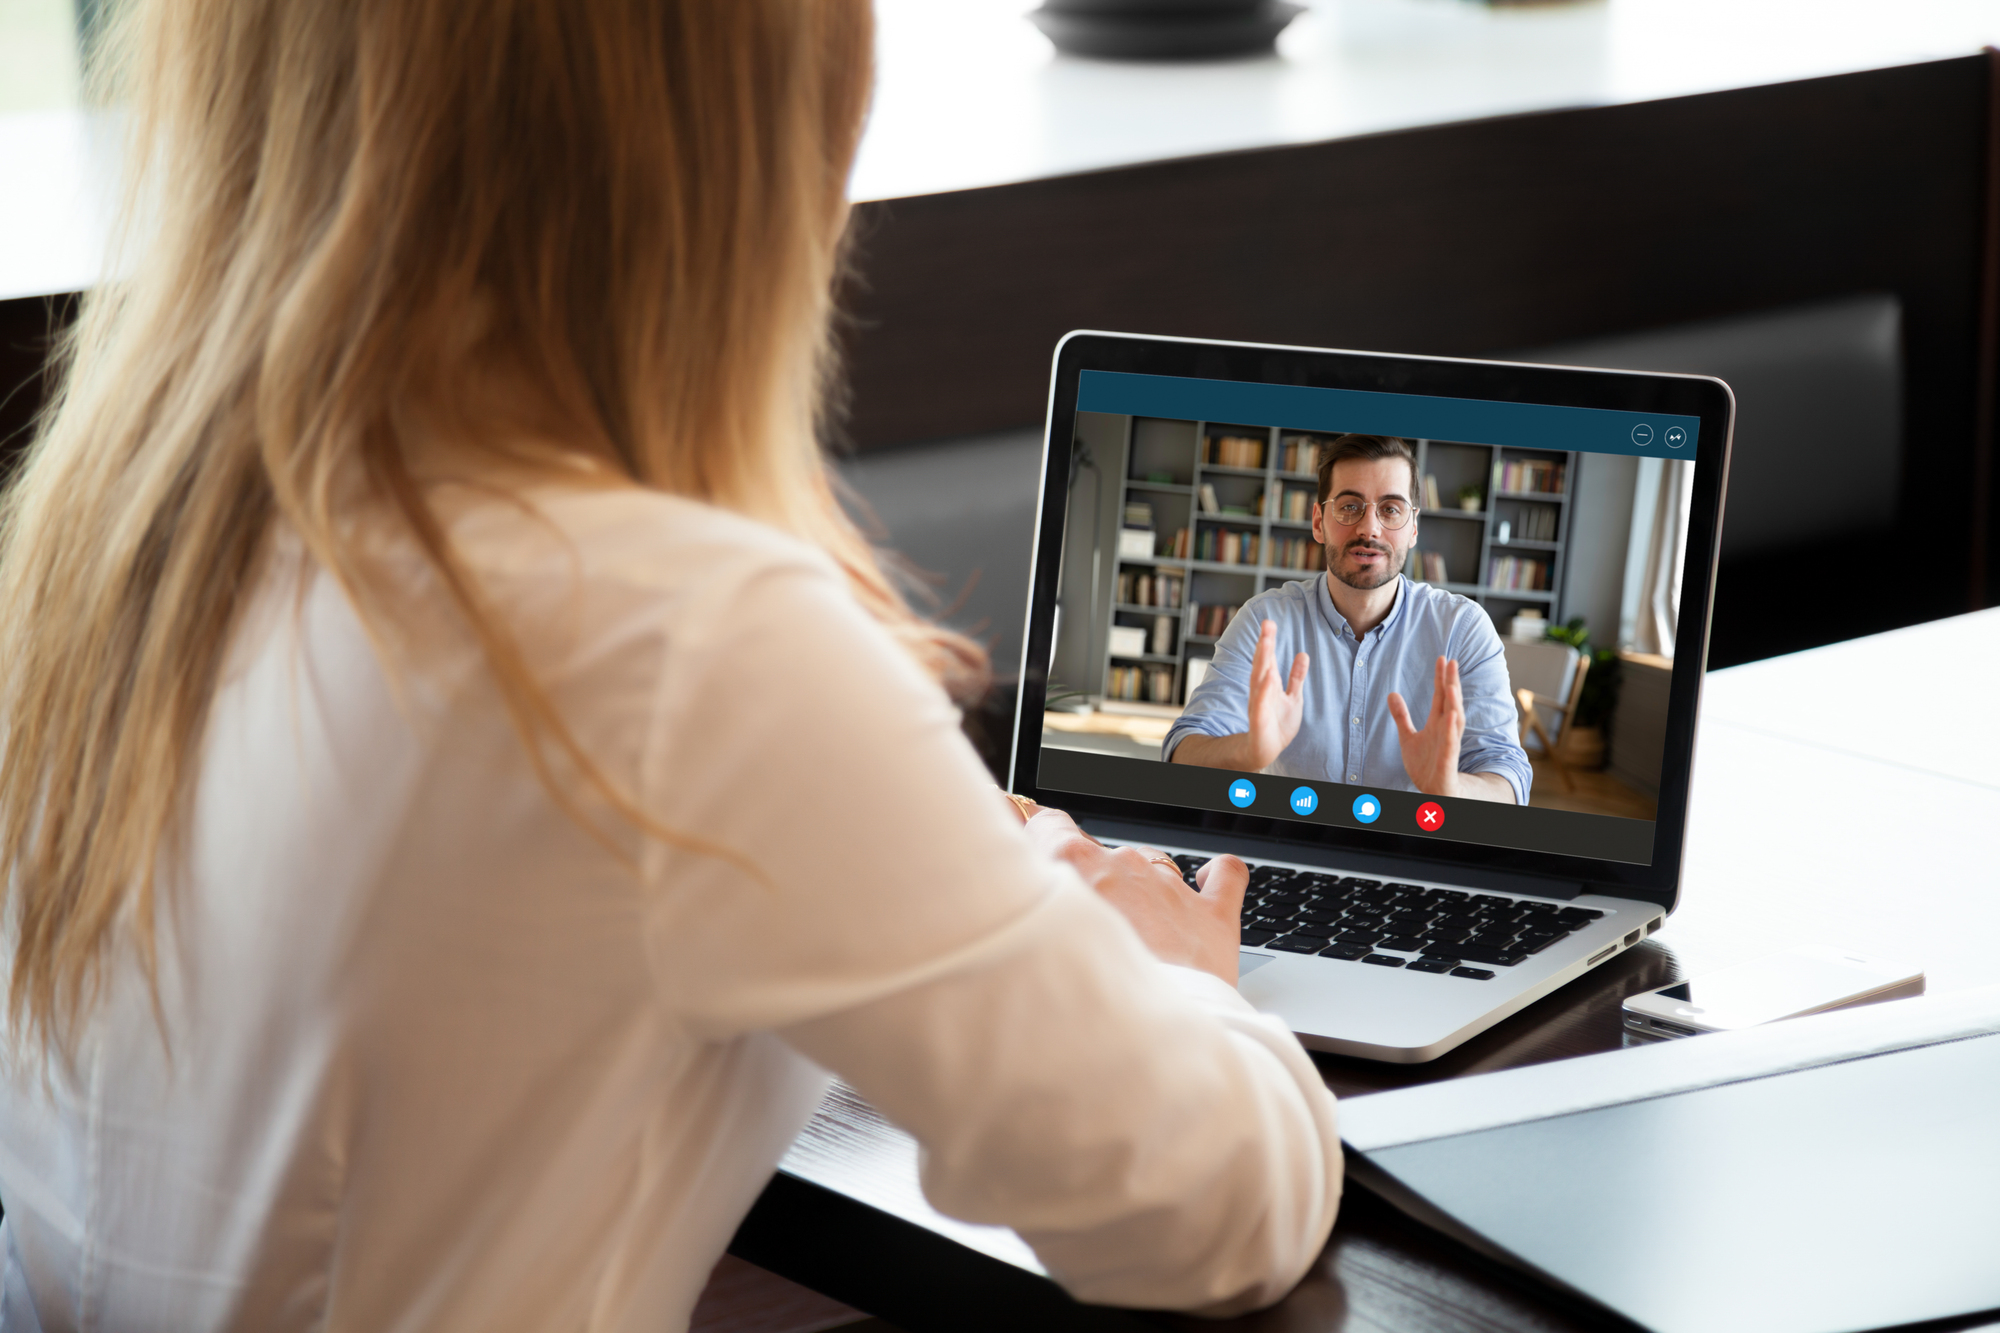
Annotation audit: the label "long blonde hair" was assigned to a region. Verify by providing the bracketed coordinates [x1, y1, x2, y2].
[0, 0, 984, 1054]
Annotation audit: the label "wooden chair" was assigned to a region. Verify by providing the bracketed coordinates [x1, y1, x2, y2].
[1501, 639, 1591, 793]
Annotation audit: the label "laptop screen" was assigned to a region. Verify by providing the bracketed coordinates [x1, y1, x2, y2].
[1028, 356, 1722, 873]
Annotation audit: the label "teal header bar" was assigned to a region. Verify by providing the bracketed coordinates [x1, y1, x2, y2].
[1076, 370, 1700, 459]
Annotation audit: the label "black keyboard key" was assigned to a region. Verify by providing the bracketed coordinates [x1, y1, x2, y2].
[1268, 935, 1327, 954]
[1431, 889, 1470, 902]
[1405, 958, 1456, 974]
[1557, 907, 1604, 921]
[1241, 928, 1278, 946]
[1360, 953, 1406, 968]
[1451, 967, 1496, 980]
[1425, 933, 1471, 948]
[1173, 854, 1207, 872]
[1344, 878, 1383, 891]
[1378, 935, 1427, 952]
[1248, 864, 1295, 883]
[1295, 908, 1342, 925]
[1516, 925, 1568, 941]
[1318, 943, 1371, 961]
[1471, 894, 1512, 908]
[1386, 883, 1428, 894]
[1468, 934, 1519, 950]
[1519, 933, 1569, 955]
[1432, 943, 1526, 967]
[1288, 921, 1334, 940]
[1335, 930, 1382, 946]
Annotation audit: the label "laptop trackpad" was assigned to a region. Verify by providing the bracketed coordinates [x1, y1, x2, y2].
[1239, 951, 1276, 979]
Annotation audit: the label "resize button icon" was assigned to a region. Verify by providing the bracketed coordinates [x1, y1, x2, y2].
[1415, 801, 1445, 831]
[1665, 425, 1688, 448]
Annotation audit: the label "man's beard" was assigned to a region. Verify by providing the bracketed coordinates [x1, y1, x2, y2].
[1328, 537, 1405, 591]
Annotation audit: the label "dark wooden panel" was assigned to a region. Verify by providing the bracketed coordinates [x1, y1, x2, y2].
[836, 57, 1996, 639]
[0, 295, 74, 467]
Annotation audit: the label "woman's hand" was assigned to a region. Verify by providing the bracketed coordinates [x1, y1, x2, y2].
[1021, 807, 1247, 986]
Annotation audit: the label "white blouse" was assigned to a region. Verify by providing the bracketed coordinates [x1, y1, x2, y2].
[0, 484, 1341, 1331]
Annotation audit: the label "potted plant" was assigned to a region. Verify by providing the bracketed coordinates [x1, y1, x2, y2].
[1545, 618, 1620, 770]
[1457, 484, 1482, 512]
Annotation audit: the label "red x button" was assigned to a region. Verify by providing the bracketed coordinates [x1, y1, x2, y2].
[1415, 801, 1445, 831]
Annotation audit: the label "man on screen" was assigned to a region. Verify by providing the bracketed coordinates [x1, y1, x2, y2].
[1164, 434, 1530, 804]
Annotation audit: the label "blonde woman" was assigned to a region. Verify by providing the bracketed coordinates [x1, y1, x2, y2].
[0, 1, 1341, 1327]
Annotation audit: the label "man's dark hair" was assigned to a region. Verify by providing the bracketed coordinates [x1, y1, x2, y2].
[1315, 434, 1420, 504]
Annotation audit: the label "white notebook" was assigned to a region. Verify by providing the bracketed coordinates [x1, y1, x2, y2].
[1341, 985, 2000, 1333]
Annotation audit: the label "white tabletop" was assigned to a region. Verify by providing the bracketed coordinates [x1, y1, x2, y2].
[1666, 607, 2000, 996]
[8, 0, 2000, 301]
[855, 0, 2000, 202]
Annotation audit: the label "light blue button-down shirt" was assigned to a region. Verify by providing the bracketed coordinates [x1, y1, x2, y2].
[1162, 574, 1532, 803]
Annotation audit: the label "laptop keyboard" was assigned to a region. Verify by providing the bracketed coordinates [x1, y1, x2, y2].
[1169, 854, 1605, 981]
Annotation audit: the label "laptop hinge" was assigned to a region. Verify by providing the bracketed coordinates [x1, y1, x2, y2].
[1078, 815, 1595, 901]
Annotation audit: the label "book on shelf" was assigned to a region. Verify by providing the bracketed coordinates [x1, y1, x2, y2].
[1149, 614, 1174, 656]
[1115, 569, 1184, 608]
[1484, 554, 1551, 591]
[1496, 459, 1567, 495]
[1107, 664, 1177, 705]
[1206, 434, 1267, 469]
[1188, 602, 1243, 637]
[1423, 473, 1442, 510]
[1418, 551, 1449, 584]
[1198, 483, 1220, 514]
[1269, 534, 1320, 571]
[1195, 528, 1262, 565]
[1168, 527, 1190, 558]
[1507, 507, 1559, 541]
[1281, 488, 1313, 522]
[1122, 500, 1154, 529]
[1280, 436, 1321, 475]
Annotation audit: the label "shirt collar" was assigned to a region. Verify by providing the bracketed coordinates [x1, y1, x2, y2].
[1316, 572, 1409, 642]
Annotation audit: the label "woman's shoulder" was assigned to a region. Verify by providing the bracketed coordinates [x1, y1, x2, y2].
[446, 482, 840, 599]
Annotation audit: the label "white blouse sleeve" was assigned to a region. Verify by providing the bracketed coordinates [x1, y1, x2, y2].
[633, 558, 1341, 1314]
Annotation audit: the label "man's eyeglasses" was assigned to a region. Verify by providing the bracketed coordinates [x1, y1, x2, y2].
[1324, 498, 1415, 531]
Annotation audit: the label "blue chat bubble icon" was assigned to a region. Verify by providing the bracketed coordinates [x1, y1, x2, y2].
[1352, 793, 1382, 824]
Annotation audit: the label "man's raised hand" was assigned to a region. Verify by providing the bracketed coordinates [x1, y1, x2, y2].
[1246, 619, 1309, 770]
[1387, 655, 1465, 797]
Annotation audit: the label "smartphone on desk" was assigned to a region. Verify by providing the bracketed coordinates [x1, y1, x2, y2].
[1623, 945, 1924, 1040]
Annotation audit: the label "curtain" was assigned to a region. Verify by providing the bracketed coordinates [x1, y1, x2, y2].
[1633, 458, 1696, 658]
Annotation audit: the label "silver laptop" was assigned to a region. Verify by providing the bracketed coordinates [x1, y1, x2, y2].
[1008, 332, 1733, 1063]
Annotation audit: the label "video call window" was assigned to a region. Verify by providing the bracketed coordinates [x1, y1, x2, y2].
[1041, 409, 1697, 839]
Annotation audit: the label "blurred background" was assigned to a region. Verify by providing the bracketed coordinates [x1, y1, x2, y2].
[4, 0, 2000, 791]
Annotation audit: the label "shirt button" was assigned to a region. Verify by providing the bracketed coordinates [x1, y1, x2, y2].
[1351, 716, 1361, 724]
[1348, 774, 1359, 781]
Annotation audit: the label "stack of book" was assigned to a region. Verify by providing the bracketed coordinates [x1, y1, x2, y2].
[1506, 507, 1559, 541]
[1188, 602, 1242, 637]
[1411, 551, 1450, 583]
[1486, 554, 1551, 591]
[1196, 528, 1262, 564]
[1106, 663, 1177, 704]
[1269, 535, 1321, 570]
[1205, 434, 1266, 469]
[1116, 569, 1185, 607]
[1123, 500, 1155, 529]
[1279, 435, 1322, 475]
[1496, 459, 1566, 494]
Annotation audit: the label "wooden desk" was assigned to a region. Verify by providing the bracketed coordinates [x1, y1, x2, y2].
[730, 608, 2000, 1332]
